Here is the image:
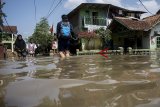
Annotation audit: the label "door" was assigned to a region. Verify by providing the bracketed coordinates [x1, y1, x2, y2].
[156, 36, 160, 48]
[92, 12, 98, 25]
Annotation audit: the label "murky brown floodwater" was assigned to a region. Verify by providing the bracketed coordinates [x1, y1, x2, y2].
[1, 54, 160, 107]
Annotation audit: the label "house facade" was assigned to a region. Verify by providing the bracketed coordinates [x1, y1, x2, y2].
[1, 26, 18, 52]
[67, 3, 145, 50]
[108, 13, 160, 51]
[67, 3, 145, 33]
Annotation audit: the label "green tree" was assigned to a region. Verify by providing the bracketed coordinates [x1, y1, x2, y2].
[95, 27, 111, 48]
[0, 1, 6, 41]
[32, 17, 53, 54]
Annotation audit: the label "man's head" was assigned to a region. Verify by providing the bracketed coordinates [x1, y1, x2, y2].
[61, 14, 68, 22]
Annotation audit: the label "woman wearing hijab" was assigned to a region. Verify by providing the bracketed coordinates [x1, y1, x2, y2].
[14, 34, 27, 60]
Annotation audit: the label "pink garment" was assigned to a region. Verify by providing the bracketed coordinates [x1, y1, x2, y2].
[52, 41, 58, 49]
[28, 43, 37, 54]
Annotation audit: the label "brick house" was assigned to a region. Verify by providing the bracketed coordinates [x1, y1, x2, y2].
[108, 12, 160, 50]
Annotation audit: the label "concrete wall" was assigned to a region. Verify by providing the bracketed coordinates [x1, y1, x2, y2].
[150, 22, 160, 50]
[142, 35, 150, 49]
[81, 38, 102, 50]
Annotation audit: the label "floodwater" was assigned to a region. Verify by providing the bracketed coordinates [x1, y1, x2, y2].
[0, 54, 160, 107]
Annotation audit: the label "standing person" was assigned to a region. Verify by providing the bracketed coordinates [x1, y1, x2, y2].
[52, 38, 58, 55]
[0, 40, 7, 59]
[14, 34, 27, 60]
[56, 14, 73, 58]
[27, 38, 37, 57]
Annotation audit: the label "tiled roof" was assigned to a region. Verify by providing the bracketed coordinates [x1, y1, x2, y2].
[114, 17, 148, 30]
[113, 14, 160, 31]
[143, 14, 160, 29]
[2, 26, 18, 34]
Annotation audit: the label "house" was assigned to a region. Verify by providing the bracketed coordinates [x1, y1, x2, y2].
[67, 3, 145, 50]
[67, 3, 145, 33]
[156, 9, 160, 14]
[1, 26, 18, 52]
[108, 12, 160, 51]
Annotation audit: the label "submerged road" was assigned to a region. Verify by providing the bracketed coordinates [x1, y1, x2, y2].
[0, 55, 160, 107]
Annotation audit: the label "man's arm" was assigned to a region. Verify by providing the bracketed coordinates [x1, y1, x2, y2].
[70, 23, 73, 33]
[56, 22, 61, 38]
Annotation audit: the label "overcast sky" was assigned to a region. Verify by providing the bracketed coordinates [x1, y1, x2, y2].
[3, 0, 160, 37]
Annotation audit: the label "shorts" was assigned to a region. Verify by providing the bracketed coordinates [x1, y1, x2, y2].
[58, 39, 70, 52]
[16, 50, 27, 57]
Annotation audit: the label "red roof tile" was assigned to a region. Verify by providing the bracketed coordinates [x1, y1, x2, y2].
[2, 26, 18, 34]
[114, 17, 148, 30]
[113, 14, 160, 31]
[143, 14, 160, 29]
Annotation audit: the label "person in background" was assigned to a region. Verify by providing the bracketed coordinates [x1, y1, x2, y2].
[52, 38, 58, 55]
[69, 32, 80, 56]
[56, 14, 73, 58]
[14, 34, 27, 60]
[27, 38, 37, 57]
[0, 40, 7, 60]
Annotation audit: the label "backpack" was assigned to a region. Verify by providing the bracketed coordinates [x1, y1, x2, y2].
[60, 22, 71, 37]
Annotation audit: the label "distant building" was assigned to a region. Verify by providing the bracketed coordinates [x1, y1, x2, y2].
[1, 26, 18, 52]
[156, 9, 160, 15]
[108, 13, 160, 50]
[67, 3, 145, 33]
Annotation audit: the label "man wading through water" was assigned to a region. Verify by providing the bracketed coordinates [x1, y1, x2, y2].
[56, 14, 73, 58]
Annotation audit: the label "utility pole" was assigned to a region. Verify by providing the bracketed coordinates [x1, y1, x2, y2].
[0, 0, 3, 41]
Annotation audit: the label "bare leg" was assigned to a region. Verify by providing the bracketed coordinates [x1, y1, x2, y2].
[65, 50, 70, 57]
[59, 51, 65, 58]
[53, 49, 55, 55]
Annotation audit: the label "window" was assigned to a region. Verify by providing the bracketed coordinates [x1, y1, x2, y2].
[131, 13, 135, 17]
[156, 36, 160, 48]
[119, 10, 122, 14]
[92, 12, 98, 25]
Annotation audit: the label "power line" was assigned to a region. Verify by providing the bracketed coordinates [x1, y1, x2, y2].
[46, 0, 56, 17]
[3, 16, 13, 33]
[86, 0, 90, 2]
[46, 0, 63, 19]
[34, 0, 37, 22]
[138, 0, 153, 15]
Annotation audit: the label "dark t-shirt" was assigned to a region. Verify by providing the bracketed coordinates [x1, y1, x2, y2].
[56, 21, 73, 39]
[14, 39, 26, 51]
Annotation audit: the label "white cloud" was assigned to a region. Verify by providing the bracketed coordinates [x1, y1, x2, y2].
[64, 0, 123, 9]
[94, 0, 123, 7]
[139, 0, 160, 18]
[126, 0, 160, 18]
[64, 0, 87, 9]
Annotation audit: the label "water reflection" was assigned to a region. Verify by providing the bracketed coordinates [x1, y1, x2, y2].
[0, 55, 160, 107]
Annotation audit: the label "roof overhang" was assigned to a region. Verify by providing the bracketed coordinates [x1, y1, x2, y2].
[68, 3, 146, 17]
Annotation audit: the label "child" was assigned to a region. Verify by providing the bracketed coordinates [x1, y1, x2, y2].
[27, 38, 37, 57]
[52, 38, 58, 55]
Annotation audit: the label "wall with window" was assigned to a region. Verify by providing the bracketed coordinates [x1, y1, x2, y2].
[80, 8, 106, 25]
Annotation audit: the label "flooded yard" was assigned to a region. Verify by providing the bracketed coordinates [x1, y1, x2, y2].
[1, 54, 160, 107]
